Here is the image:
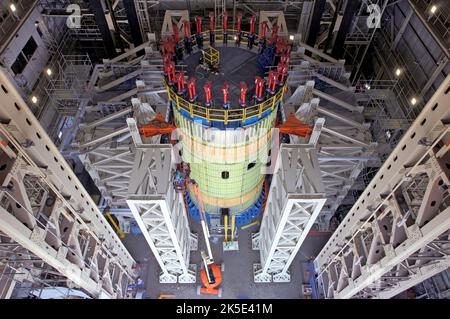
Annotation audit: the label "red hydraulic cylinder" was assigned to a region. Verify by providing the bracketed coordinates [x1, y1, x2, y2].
[167, 61, 175, 84]
[236, 12, 242, 33]
[163, 55, 171, 74]
[249, 15, 256, 34]
[223, 11, 228, 30]
[222, 82, 229, 108]
[209, 12, 215, 44]
[204, 81, 212, 106]
[267, 69, 277, 94]
[196, 16, 202, 34]
[259, 21, 267, 38]
[176, 71, 185, 95]
[173, 23, 180, 42]
[271, 24, 278, 43]
[276, 37, 287, 55]
[209, 12, 214, 32]
[166, 38, 175, 56]
[239, 81, 248, 106]
[277, 63, 288, 84]
[187, 77, 197, 102]
[280, 53, 290, 68]
[223, 11, 229, 45]
[235, 12, 242, 46]
[254, 76, 265, 101]
[183, 20, 191, 37]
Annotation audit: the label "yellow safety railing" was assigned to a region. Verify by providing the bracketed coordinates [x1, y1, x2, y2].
[164, 77, 287, 124]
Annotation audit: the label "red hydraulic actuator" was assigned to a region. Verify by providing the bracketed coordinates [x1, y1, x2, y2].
[249, 15, 256, 34]
[259, 21, 267, 38]
[277, 63, 288, 84]
[222, 82, 229, 106]
[176, 71, 185, 94]
[239, 81, 248, 106]
[187, 77, 197, 102]
[163, 55, 171, 74]
[276, 37, 287, 55]
[267, 69, 277, 93]
[223, 11, 228, 30]
[209, 12, 214, 32]
[204, 81, 212, 106]
[183, 20, 191, 37]
[167, 61, 175, 84]
[280, 53, 290, 68]
[196, 16, 202, 34]
[173, 23, 180, 42]
[254, 76, 265, 100]
[236, 12, 242, 32]
[271, 24, 279, 43]
[167, 38, 175, 55]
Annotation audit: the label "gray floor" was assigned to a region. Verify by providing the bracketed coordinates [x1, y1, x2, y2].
[122, 216, 330, 299]
[182, 46, 259, 107]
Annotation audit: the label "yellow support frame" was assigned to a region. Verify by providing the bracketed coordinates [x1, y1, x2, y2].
[203, 46, 220, 67]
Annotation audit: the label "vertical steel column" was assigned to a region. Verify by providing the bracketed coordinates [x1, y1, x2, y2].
[126, 145, 197, 284]
[331, 0, 359, 59]
[88, 0, 116, 58]
[253, 144, 326, 282]
[123, 0, 144, 48]
[306, 0, 327, 47]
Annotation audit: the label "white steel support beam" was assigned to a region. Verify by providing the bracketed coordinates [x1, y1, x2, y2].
[285, 82, 377, 230]
[0, 69, 135, 298]
[127, 146, 197, 283]
[161, 10, 189, 37]
[253, 144, 326, 282]
[259, 11, 289, 36]
[315, 74, 450, 299]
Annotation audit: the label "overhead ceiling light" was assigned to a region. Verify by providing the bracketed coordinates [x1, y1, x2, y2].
[411, 97, 417, 105]
[395, 68, 402, 77]
[289, 35, 294, 41]
[430, 5, 437, 14]
[31, 96, 38, 104]
[10, 3, 16, 12]
[46, 68, 52, 76]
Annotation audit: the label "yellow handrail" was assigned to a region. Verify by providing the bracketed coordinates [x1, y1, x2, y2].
[163, 77, 287, 124]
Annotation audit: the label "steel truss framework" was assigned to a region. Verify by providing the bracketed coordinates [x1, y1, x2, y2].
[314, 74, 450, 298]
[72, 38, 165, 209]
[0, 70, 135, 298]
[285, 76, 377, 230]
[127, 146, 197, 283]
[253, 144, 326, 282]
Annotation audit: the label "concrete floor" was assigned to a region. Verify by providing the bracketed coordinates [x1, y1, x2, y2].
[122, 216, 330, 299]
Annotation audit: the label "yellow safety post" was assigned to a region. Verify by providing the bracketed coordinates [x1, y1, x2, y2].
[224, 215, 228, 242]
[231, 214, 235, 241]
